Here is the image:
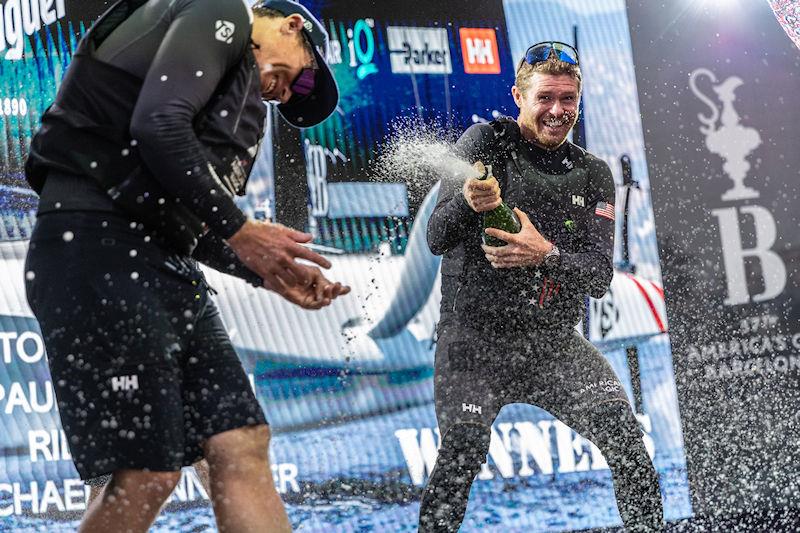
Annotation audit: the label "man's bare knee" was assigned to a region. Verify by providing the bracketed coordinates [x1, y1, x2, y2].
[205, 425, 271, 474]
[107, 470, 182, 501]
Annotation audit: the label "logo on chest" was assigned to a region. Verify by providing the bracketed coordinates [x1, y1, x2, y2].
[571, 194, 585, 207]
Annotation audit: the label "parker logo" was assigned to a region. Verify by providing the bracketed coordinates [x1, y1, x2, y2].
[459, 28, 500, 74]
[215, 20, 235, 44]
[387, 26, 452, 74]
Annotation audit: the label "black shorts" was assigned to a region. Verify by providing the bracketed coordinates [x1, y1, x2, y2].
[24, 211, 266, 480]
[433, 321, 631, 438]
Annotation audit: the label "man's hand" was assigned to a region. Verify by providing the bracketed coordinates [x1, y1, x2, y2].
[482, 208, 553, 268]
[463, 161, 502, 213]
[227, 219, 332, 289]
[264, 264, 351, 310]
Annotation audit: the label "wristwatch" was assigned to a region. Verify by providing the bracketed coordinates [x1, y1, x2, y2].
[543, 243, 561, 270]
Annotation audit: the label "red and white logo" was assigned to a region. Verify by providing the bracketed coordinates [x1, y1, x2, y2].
[459, 28, 500, 74]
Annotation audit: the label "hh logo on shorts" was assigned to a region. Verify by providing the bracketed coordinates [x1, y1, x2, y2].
[215, 20, 236, 44]
[111, 375, 139, 393]
[462, 403, 482, 414]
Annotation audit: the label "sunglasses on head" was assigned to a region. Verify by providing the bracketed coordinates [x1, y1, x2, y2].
[520, 41, 579, 71]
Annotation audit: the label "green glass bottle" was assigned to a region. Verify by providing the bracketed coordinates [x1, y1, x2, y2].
[479, 164, 521, 247]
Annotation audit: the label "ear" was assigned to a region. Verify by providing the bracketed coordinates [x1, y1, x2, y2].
[511, 85, 524, 110]
[282, 14, 305, 35]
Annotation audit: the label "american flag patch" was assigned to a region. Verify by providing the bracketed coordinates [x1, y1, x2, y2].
[595, 201, 615, 221]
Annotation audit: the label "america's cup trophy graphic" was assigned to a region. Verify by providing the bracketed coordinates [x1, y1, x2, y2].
[689, 68, 762, 201]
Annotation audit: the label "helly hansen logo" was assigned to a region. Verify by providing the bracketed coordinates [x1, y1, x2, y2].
[215, 20, 235, 44]
[459, 28, 501, 74]
[462, 403, 482, 414]
[572, 195, 585, 207]
[111, 375, 139, 393]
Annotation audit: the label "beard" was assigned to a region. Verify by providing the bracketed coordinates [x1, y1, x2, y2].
[527, 111, 578, 149]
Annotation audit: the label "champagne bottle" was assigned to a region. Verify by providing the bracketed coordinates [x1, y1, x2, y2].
[477, 163, 521, 247]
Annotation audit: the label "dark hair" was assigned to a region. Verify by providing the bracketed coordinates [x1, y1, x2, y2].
[515, 54, 582, 94]
[252, 6, 315, 63]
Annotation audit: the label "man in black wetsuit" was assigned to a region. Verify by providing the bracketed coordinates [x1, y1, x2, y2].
[23, 1, 347, 531]
[420, 43, 663, 532]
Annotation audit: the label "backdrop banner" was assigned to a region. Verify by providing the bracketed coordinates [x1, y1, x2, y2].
[626, 0, 800, 520]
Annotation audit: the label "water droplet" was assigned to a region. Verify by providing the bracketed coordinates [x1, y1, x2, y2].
[220, 110, 229, 117]
[62, 231, 74, 242]
[129, 249, 138, 258]
[160, 75, 168, 81]
[89, 161, 98, 169]
[131, 272, 139, 280]
[121, 148, 130, 156]
[54, 202, 61, 209]
[196, 70, 204, 77]
[25, 271, 35, 280]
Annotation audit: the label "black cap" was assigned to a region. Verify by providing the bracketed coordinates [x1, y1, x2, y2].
[255, 0, 339, 128]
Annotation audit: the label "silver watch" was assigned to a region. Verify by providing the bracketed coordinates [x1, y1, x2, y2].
[544, 243, 561, 270]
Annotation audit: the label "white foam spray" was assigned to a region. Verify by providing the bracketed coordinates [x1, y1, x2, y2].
[374, 117, 480, 204]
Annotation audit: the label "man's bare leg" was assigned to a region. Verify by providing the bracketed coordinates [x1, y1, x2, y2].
[79, 470, 182, 533]
[86, 460, 213, 507]
[204, 424, 291, 532]
[193, 458, 211, 496]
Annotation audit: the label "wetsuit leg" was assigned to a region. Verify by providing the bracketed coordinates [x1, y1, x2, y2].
[419, 422, 492, 533]
[419, 323, 502, 533]
[523, 330, 664, 532]
[577, 400, 663, 532]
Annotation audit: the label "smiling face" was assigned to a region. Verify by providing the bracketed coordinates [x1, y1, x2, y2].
[512, 72, 580, 150]
[250, 14, 314, 103]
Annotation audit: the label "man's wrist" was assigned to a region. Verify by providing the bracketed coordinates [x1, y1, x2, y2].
[543, 242, 561, 270]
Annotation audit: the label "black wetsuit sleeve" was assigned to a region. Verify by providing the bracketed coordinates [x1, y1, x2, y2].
[192, 231, 263, 287]
[550, 157, 615, 298]
[129, 0, 251, 239]
[426, 123, 495, 255]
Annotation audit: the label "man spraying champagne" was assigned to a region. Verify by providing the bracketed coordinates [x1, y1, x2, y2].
[421, 42, 663, 532]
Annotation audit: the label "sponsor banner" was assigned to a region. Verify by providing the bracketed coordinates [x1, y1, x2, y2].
[387, 26, 452, 75]
[459, 28, 501, 74]
[0, 0, 109, 61]
[627, 0, 800, 518]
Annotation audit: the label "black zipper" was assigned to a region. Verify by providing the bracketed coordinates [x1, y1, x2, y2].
[232, 62, 255, 135]
[452, 285, 462, 312]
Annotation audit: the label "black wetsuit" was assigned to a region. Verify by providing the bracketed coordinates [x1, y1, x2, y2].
[419, 120, 663, 532]
[24, 0, 267, 481]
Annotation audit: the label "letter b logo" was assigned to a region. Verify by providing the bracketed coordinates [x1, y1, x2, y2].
[711, 205, 787, 305]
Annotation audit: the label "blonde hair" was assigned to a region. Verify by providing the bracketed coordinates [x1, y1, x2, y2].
[515, 54, 582, 94]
